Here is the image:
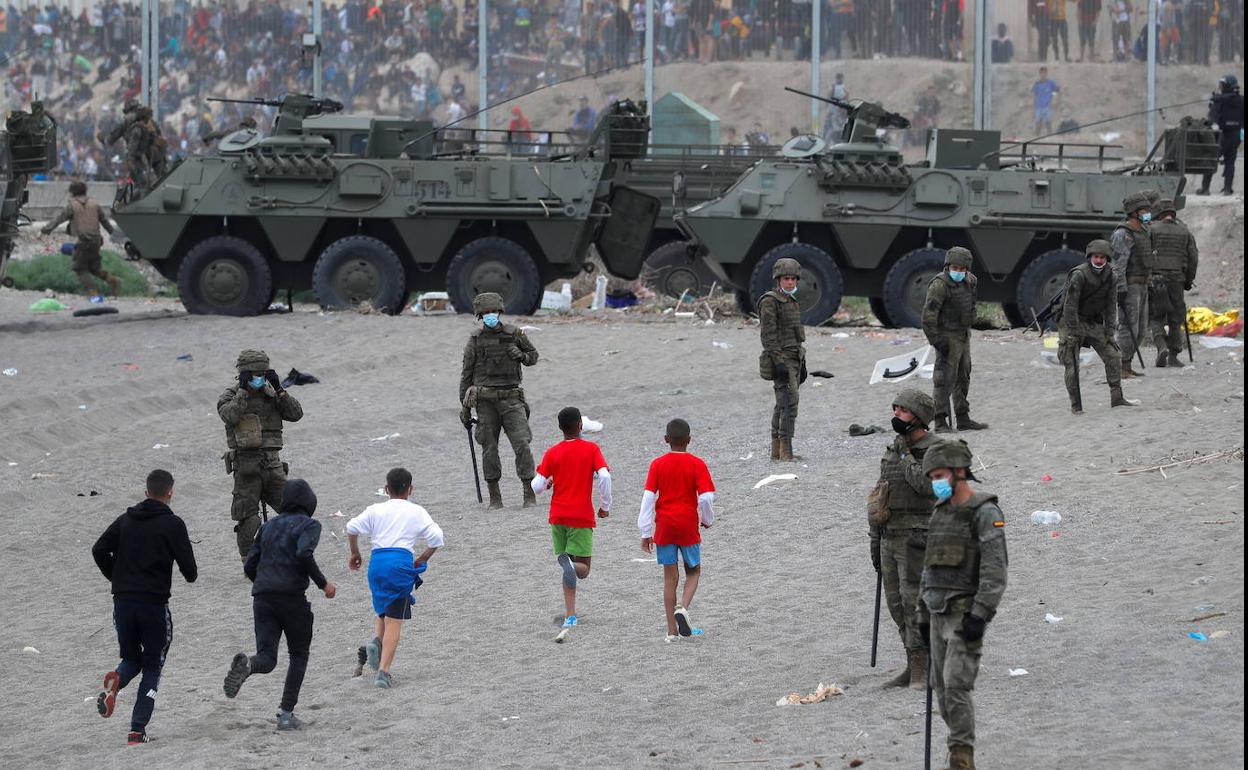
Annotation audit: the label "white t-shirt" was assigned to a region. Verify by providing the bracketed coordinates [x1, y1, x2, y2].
[346, 498, 445, 554]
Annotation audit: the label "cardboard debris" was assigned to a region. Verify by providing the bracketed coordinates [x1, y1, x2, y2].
[776, 682, 843, 706]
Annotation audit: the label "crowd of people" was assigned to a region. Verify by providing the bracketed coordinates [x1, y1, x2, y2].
[2, 0, 1243, 181]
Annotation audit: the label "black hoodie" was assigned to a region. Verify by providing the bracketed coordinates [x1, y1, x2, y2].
[92, 498, 198, 604]
[244, 479, 328, 596]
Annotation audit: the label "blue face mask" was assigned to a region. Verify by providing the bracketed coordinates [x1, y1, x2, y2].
[248, 375, 267, 390]
[948, 270, 967, 283]
[1141, 212, 1152, 223]
[482, 312, 500, 328]
[931, 478, 954, 501]
[781, 286, 798, 296]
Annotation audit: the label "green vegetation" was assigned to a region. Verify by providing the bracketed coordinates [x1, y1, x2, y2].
[6, 250, 150, 296]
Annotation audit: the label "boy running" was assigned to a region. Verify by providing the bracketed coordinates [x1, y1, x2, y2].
[345, 467, 443, 689]
[637, 418, 716, 641]
[531, 406, 612, 642]
[224, 479, 336, 730]
[91, 469, 198, 745]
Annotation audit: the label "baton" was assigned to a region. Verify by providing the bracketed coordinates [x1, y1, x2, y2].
[466, 420, 483, 503]
[1119, 298, 1147, 370]
[870, 568, 882, 667]
[1184, 317, 1194, 364]
[924, 642, 934, 770]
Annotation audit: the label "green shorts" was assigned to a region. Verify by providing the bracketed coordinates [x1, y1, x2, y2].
[551, 524, 593, 557]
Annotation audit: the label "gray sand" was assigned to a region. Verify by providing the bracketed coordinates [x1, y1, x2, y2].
[0, 293, 1242, 769]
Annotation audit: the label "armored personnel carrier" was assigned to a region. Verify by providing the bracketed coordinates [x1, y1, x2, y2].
[113, 94, 659, 316]
[1, 102, 57, 288]
[675, 90, 1216, 327]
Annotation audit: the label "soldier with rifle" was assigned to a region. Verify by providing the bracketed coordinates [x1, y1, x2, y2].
[99, 99, 151, 191]
[1147, 199, 1199, 368]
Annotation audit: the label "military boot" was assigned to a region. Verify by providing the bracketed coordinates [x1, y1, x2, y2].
[781, 438, 803, 462]
[487, 481, 504, 509]
[521, 481, 537, 508]
[1109, 385, 1135, 408]
[1221, 186, 1234, 196]
[955, 413, 988, 431]
[946, 743, 975, 770]
[908, 648, 928, 690]
[933, 415, 953, 433]
[1154, 349, 1170, 368]
[1121, 360, 1144, 378]
[882, 653, 911, 688]
[770, 437, 782, 461]
[106, 275, 121, 296]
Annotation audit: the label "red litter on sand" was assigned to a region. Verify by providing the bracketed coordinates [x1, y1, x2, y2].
[1050, 532, 1061, 538]
[1041, 474, 1053, 482]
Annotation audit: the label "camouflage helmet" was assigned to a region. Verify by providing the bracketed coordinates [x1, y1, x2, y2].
[944, 246, 973, 268]
[1154, 198, 1177, 216]
[1085, 239, 1112, 257]
[235, 349, 270, 372]
[1123, 192, 1150, 215]
[892, 389, 935, 427]
[921, 438, 978, 480]
[772, 257, 802, 280]
[239, 116, 258, 129]
[1142, 188, 1161, 204]
[472, 292, 505, 315]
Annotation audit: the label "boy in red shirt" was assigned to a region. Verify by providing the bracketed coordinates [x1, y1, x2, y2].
[637, 418, 716, 640]
[531, 406, 612, 641]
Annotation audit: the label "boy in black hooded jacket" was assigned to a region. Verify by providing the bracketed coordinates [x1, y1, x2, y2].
[223, 478, 335, 730]
[92, 469, 198, 745]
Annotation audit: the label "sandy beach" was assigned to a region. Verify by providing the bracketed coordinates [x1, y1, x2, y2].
[0, 291, 1242, 769]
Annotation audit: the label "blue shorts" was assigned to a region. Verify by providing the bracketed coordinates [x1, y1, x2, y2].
[655, 543, 701, 567]
[379, 594, 413, 620]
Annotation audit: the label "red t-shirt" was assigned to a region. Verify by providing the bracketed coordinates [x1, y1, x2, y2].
[536, 438, 608, 529]
[645, 451, 715, 546]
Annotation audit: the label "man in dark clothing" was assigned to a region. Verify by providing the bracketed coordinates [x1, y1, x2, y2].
[1198, 74, 1244, 196]
[91, 469, 198, 745]
[223, 479, 335, 731]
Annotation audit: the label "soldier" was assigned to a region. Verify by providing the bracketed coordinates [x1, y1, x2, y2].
[40, 180, 121, 298]
[100, 99, 151, 191]
[1197, 74, 1243, 196]
[218, 350, 304, 559]
[459, 292, 540, 509]
[1058, 240, 1134, 412]
[757, 258, 806, 461]
[203, 115, 259, 145]
[868, 389, 939, 691]
[1147, 199, 1199, 368]
[139, 107, 169, 180]
[921, 247, 987, 433]
[1110, 192, 1156, 378]
[917, 438, 1008, 770]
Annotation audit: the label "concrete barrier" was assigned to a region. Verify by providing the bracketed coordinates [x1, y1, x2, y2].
[23, 181, 119, 219]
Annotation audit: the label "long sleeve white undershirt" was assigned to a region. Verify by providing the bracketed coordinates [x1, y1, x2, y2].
[637, 490, 716, 537]
[531, 467, 613, 511]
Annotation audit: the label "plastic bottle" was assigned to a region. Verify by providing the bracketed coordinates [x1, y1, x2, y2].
[560, 282, 572, 306]
[1030, 510, 1061, 526]
[591, 275, 608, 310]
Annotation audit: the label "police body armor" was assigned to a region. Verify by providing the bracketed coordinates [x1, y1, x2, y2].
[223, 387, 288, 450]
[1115, 222, 1156, 281]
[469, 324, 525, 391]
[932, 273, 978, 333]
[1147, 220, 1190, 278]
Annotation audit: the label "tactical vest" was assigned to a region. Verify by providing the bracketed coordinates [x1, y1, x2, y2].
[1147, 220, 1190, 277]
[759, 291, 805, 351]
[469, 324, 524, 388]
[932, 273, 977, 333]
[879, 434, 939, 527]
[223, 387, 287, 450]
[1072, 263, 1115, 324]
[1115, 222, 1155, 279]
[923, 492, 1001, 593]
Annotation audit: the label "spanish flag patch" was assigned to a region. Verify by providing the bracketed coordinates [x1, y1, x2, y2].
[993, 520, 1005, 528]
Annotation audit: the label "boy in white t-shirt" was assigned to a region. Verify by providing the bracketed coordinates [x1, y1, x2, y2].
[345, 467, 444, 689]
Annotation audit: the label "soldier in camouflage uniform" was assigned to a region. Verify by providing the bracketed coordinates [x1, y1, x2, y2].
[100, 99, 152, 192]
[917, 439, 1008, 770]
[1110, 192, 1156, 378]
[139, 107, 169, 181]
[459, 292, 540, 509]
[921, 247, 987, 433]
[40, 180, 121, 297]
[1058, 240, 1135, 413]
[1146, 199, 1198, 368]
[218, 350, 304, 558]
[203, 115, 259, 145]
[868, 389, 939, 690]
[757, 257, 807, 461]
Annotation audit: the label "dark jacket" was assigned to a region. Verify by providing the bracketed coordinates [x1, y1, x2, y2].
[92, 498, 198, 604]
[244, 479, 328, 596]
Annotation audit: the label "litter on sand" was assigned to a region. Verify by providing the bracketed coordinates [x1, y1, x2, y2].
[152, 443, 170, 449]
[754, 473, 798, 489]
[2, 368, 16, 376]
[869, 345, 933, 385]
[1196, 335, 1243, 349]
[1008, 668, 1029, 677]
[281, 368, 321, 387]
[1189, 632, 1208, 641]
[30, 472, 55, 479]
[370, 432, 401, 442]
[22, 646, 39, 654]
[775, 682, 843, 706]
[1044, 613, 1063, 624]
[28, 298, 65, 313]
[848, 423, 886, 436]
[175, 354, 193, 361]
[581, 417, 604, 433]
[711, 341, 732, 349]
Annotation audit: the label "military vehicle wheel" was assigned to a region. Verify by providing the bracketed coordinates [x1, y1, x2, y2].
[312, 236, 407, 313]
[642, 241, 720, 299]
[1001, 303, 1028, 328]
[749, 242, 844, 326]
[868, 297, 895, 327]
[447, 236, 542, 315]
[881, 248, 946, 330]
[1016, 248, 1084, 328]
[177, 236, 272, 316]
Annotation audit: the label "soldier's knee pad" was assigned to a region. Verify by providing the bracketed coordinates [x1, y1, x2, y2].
[231, 493, 259, 522]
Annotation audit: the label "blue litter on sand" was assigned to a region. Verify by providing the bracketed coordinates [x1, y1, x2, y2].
[691, 628, 704, 636]
[176, 354, 193, 361]
[1189, 632, 1208, 641]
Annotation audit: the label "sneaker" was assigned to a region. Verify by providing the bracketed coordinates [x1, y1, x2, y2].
[276, 711, 303, 731]
[126, 732, 153, 746]
[365, 637, 381, 672]
[664, 634, 680, 643]
[223, 652, 251, 698]
[555, 615, 577, 644]
[557, 553, 578, 590]
[561, 615, 578, 629]
[97, 671, 121, 718]
[674, 606, 693, 637]
[375, 670, 394, 689]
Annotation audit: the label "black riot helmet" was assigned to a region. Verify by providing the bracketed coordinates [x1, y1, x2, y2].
[1220, 74, 1239, 94]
